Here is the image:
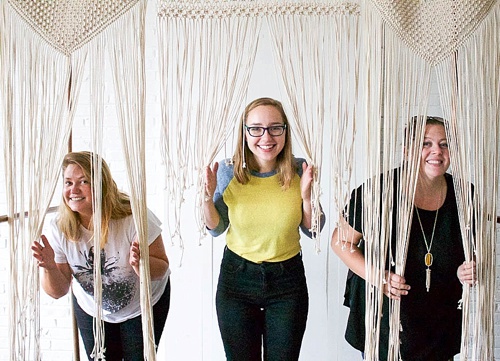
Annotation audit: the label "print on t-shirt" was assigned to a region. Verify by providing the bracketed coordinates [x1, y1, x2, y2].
[73, 246, 136, 312]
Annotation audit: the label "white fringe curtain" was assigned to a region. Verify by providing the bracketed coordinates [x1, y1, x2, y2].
[355, 2, 432, 358]
[0, 0, 156, 359]
[436, 4, 499, 359]
[157, 0, 262, 254]
[157, 3, 498, 359]
[107, 2, 157, 359]
[88, 35, 107, 359]
[0, 2, 84, 359]
[2, 0, 498, 360]
[267, 1, 360, 253]
[356, 0, 499, 359]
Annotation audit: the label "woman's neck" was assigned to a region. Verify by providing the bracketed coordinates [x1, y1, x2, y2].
[255, 159, 277, 173]
[414, 175, 447, 211]
[79, 214, 93, 230]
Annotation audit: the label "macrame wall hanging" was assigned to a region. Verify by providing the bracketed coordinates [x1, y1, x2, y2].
[1, 0, 498, 360]
[342, 1, 499, 360]
[157, 0, 263, 259]
[0, 0, 157, 359]
[158, 3, 498, 359]
[435, 6, 499, 358]
[156, 0, 361, 257]
[267, 1, 360, 252]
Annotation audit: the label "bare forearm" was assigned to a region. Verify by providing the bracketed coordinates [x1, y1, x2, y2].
[131, 255, 169, 280]
[331, 229, 367, 279]
[203, 200, 220, 230]
[148, 256, 169, 280]
[332, 230, 388, 286]
[301, 199, 313, 230]
[40, 268, 71, 299]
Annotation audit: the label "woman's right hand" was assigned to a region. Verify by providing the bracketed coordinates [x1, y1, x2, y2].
[457, 261, 476, 285]
[203, 162, 221, 230]
[204, 162, 219, 202]
[32, 235, 72, 299]
[31, 235, 57, 270]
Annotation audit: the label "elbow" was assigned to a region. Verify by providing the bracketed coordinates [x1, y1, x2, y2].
[41, 277, 71, 300]
[208, 219, 226, 237]
[51, 292, 68, 300]
[330, 228, 341, 254]
[330, 229, 337, 250]
[44, 286, 70, 300]
[150, 258, 169, 281]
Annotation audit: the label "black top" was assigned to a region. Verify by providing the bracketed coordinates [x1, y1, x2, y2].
[343, 171, 465, 361]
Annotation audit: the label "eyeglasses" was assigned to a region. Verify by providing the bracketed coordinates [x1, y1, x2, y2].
[245, 125, 287, 137]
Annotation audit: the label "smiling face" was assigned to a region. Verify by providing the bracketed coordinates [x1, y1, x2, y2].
[63, 163, 93, 226]
[419, 123, 450, 181]
[245, 105, 286, 173]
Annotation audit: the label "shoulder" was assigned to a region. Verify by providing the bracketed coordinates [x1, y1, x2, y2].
[445, 172, 453, 183]
[50, 215, 59, 228]
[445, 172, 474, 200]
[48, 216, 66, 237]
[218, 158, 235, 174]
[146, 208, 162, 226]
[216, 158, 236, 188]
[109, 213, 136, 235]
[444, 172, 472, 192]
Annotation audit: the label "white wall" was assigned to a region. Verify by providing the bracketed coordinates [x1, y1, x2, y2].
[0, 2, 499, 361]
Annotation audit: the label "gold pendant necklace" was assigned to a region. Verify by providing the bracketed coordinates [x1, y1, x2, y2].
[415, 206, 439, 292]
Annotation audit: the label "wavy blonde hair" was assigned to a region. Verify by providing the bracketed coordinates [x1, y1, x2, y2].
[233, 97, 296, 189]
[57, 151, 132, 247]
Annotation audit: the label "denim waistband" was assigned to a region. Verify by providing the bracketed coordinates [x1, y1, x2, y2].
[223, 246, 302, 267]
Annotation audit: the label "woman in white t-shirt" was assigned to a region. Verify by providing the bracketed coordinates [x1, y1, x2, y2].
[32, 151, 170, 361]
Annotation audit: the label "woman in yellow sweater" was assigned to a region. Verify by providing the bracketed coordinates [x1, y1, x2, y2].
[203, 97, 324, 361]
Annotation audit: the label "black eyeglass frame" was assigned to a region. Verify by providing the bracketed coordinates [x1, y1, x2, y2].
[244, 124, 287, 137]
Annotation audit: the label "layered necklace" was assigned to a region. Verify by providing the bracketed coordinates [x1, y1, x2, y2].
[415, 206, 439, 292]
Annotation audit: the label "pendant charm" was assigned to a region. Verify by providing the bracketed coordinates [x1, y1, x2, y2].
[424, 252, 433, 267]
[426, 268, 431, 292]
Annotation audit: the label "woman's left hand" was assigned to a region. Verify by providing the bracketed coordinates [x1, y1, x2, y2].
[383, 271, 410, 300]
[300, 161, 314, 201]
[129, 236, 169, 279]
[457, 261, 476, 285]
[129, 239, 140, 268]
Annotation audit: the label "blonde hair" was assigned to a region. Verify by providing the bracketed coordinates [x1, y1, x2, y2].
[57, 151, 132, 247]
[406, 115, 446, 140]
[233, 97, 296, 189]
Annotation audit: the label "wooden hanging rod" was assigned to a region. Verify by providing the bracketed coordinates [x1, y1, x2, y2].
[0, 206, 58, 223]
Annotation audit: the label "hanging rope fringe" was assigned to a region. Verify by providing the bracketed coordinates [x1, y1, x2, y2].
[359, 1, 499, 360]
[436, 4, 499, 359]
[1, 0, 154, 359]
[267, 1, 360, 253]
[108, 1, 157, 359]
[157, 0, 360, 256]
[1, 2, 78, 359]
[2, 1, 498, 360]
[157, 0, 263, 257]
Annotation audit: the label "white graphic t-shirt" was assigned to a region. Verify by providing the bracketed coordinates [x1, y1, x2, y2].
[47, 209, 170, 323]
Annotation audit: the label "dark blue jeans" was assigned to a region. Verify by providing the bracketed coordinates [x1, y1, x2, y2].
[73, 279, 171, 361]
[216, 247, 309, 361]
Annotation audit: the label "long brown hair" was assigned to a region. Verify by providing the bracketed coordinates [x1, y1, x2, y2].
[57, 151, 132, 247]
[233, 97, 296, 189]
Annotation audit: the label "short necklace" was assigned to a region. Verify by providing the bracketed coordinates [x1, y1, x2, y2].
[415, 206, 439, 292]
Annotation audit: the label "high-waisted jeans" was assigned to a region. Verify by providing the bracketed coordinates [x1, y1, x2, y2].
[73, 278, 171, 361]
[216, 247, 309, 361]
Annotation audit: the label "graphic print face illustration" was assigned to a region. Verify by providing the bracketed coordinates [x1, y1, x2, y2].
[73, 246, 136, 312]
